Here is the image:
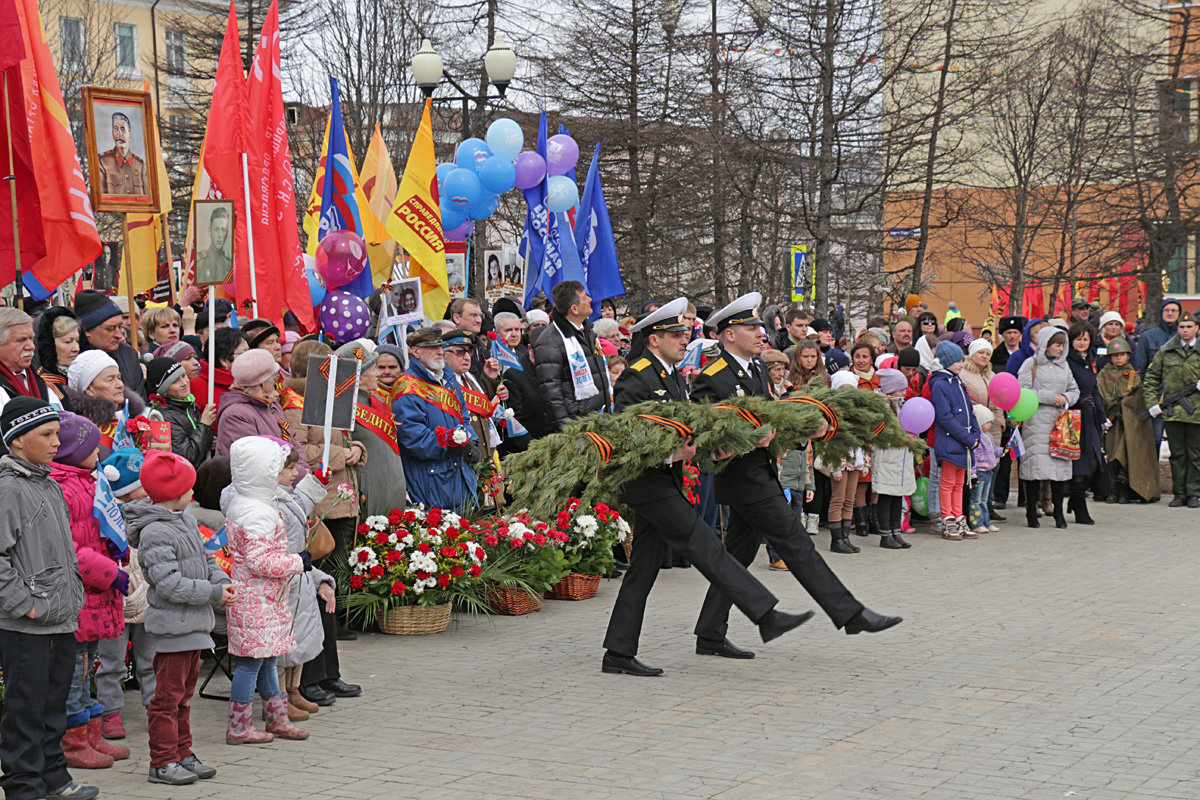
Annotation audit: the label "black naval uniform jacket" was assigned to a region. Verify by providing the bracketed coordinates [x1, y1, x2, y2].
[691, 349, 781, 504]
[614, 353, 690, 497]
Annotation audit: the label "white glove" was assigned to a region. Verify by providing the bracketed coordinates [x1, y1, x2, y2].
[1103, 419, 1112, 431]
[1149, 404, 1163, 418]
[1195, 379, 1200, 392]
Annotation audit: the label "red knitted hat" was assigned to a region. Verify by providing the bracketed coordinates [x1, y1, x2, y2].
[140, 450, 197, 503]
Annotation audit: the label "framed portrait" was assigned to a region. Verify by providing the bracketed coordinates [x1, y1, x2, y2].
[382, 277, 424, 327]
[192, 199, 235, 286]
[445, 252, 467, 299]
[81, 86, 161, 213]
[484, 246, 524, 304]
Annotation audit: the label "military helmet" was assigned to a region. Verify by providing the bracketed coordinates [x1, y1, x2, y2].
[1106, 337, 1132, 356]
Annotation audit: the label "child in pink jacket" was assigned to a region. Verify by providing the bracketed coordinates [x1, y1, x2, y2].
[49, 412, 131, 770]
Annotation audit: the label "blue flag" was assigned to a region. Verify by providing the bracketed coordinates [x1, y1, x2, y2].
[520, 112, 584, 308]
[677, 340, 704, 372]
[204, 523, 228, 552]
[318, 78, 374, 299]
[111, 402, 136, 451]
[491, 338, 523, 372]
[576, 143, 624, 316]
[93, 469, 128, 555]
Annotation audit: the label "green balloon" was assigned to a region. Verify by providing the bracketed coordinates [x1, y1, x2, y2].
[1009, 388, 1038, 422]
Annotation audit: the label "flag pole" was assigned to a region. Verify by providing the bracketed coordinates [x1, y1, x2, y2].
[241, 152, 259, 317]
[121, 214, 139, 344]
[161, 211, 176, 304]
[2, 72, 23, 311]
[207, 296, 215, 409]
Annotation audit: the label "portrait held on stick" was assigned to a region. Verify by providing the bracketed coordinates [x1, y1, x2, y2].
[81, 86, 161, 213]
[191, 200, 235, 286]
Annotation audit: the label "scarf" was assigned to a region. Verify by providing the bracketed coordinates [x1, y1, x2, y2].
[554, 320, 600, 402]
[853, 367, 874, 382]
[0, 361, 40, 399]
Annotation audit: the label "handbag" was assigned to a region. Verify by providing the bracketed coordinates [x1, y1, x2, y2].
[306, 520, 335, 560]
[1049, 409, 1082, 460]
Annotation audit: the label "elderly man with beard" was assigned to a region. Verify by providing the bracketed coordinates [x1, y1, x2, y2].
[391, 327, 478, 510]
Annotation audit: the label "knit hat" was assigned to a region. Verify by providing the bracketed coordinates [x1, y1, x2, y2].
[877, 368, 907, 395]
[967, 338, 993, 357]
[73, 290, 122, 331]
[973, 403, 994, 428]
[230, 348, 279, 388]
[1099, 310, 1124, 329]
[0, 397, 59, 446]
[100, 447, 144, 497]
[146, 357, 188, 397]
[897, 347, 921, 369]
[809, 317, 832, 333]
[334, 338, 379, 369]
[935, 340, 965, 368]
[830, 371, 858, 390]
[526, 309, 550, 326]
[193, 456, 231, 511]
[824, 348, 849, 373]
[153, 340, 196, 362]
[904, 294, 923, 314]
[67, 349, 119, 393]
[52, 411, 101, 467]
[375, 344, 405, 368]
[280, 331, 301, 355]
[1163, 297, 1181, 313]
[140, 450, 197, 504]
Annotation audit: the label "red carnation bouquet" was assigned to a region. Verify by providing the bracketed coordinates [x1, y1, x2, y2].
[555, 498, 629, 576]
[342, 506, 487, 626]
[474, 511, 570, 597]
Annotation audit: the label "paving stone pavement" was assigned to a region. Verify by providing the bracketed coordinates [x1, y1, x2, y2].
[87, 499, 1200, 800]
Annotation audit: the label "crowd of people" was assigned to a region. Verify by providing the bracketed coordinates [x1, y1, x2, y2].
[0, 280, 1190, 797]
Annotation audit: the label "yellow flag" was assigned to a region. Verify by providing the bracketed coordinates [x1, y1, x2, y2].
[385, 100, 448, 319]
[119, 80, 172, 296]
[360, 124, 399, 285]
[302, 118, 388, 255]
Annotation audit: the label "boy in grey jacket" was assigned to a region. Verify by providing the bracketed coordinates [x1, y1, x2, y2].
[125, 450, 233, 786]
[0, 397, 92, 800]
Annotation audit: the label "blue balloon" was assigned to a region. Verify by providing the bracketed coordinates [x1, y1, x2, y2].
[306, 265, 326, 307]
[467, 192, 500, 221]
[440, 200, 467, 231]
[435, 162, 456, 196]
[478, 156, 516, 195]
[486, 118, 524, 161]
[545, 175, 579, 213]
[442, 168, 482, 210]
[455, 138, 491, 173]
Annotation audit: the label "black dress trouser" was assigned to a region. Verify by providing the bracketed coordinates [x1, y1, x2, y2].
[300, 605, 341, 686]
[694, 492, 865, 642]
[0, 630, 76, 800]
[603, 470, 778, 658]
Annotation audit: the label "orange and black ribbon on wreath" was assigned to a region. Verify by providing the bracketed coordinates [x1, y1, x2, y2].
[583, 431, 613, 461]
[635, 413, 693, 439]
[778, 396, 839, 441]
[714, 403, 764, 429]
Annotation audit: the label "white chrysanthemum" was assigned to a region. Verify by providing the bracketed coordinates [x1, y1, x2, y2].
[452, 428, 469, 444]
[365, 515, 389, 532]
[412, 582, 426, 594]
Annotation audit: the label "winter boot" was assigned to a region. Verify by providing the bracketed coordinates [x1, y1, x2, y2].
[1024, 480, 1040, 528]
[830, 521, 860, 554]
[100, 712, 125, 740]
[288, 688, 318, 714]
[61, 725, 113, 769]
[941, 516, 962, 540]
[264, 694, 309, 740]
[226, 700, 273, 745]
[1071, 476, 1095, 524]
[1052, 481, 1068, 529]
[87, 715, 129, 760]
[852, 507, 870, 537]
[880, 529, 906, 549]
[868, 504, 883, 535]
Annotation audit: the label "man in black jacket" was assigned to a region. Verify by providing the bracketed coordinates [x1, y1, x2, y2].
[991, 315, 1026, 509]
[531, 280, 610, 431]
[691, 292, 901, 658]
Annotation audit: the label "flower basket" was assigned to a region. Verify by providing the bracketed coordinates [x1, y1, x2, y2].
[546, 572, 601, 601]
[379, 602, 451, 635]
[487, 586, 542, 616]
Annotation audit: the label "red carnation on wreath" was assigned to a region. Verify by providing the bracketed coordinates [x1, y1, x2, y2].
[470, 564, 481, 577]
[427, 508, 443, 525]
[357, 523, 369, 535]
[451, 565, 464, 578]
[349, 575, 364, 589]
[369, 565, 385, 579]
[390, 580, 406, 596]
[437, 574, 451, 587]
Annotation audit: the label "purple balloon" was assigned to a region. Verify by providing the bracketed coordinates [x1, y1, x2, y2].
[513, 151, 546, 190]
[444, 219, 473, 242]
[546, 134, 579, 176]
[315, 230, 368, 289]
[319, 290, 371, 344]
[898, 396, 935, 436]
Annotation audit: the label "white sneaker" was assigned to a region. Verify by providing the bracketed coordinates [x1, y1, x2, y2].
[805, 514, 819, 535]
[940, 518, 961, 540]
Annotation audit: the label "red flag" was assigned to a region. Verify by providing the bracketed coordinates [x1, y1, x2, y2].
[1023, 283, 1046, 319]
[0, 0, 100, 296]
[245, 0, 313, 329]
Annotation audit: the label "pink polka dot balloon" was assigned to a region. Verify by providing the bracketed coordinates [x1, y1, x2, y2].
[319, 291, 371, 344]
[314, 230, 368, 289]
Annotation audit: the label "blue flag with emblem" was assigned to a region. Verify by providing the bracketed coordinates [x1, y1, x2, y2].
[491, 338, 523, 372]
[112, 401, 136, 451]
[93, 468, 128, 554]
[318, 78, 374, 299]
[677, 340, 704, 372]
[204, 523, 228, 552]
[576, 143, 624, 315]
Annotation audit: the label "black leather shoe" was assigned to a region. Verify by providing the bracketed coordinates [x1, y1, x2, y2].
[319, 678, 362, 698]
[879, 532, 906, 550]
[758, 609, 816, 643]
[335, 625, 358, 641]
[696, 637, 756, 659]
[299, 684, 337, 706]
[602, 651, 664, 676]
[990, 512, 1007, 522]
[1189, 497, 1200, 509]
[1169, 496, 1187, 507]
[844, 608, 903, 635]
[994, 500, 1007, 510]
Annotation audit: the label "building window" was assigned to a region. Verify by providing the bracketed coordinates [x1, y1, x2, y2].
[115, 23, 137, 71]
[1166, 232, 1200, 295]
[1159, 78, 1197, 146]
[165, 29, 187, 73]
[60, 17, 85, 70]
[286, 106, 298, 125]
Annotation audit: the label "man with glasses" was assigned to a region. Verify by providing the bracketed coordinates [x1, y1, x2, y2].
[72, 290, 146, 399]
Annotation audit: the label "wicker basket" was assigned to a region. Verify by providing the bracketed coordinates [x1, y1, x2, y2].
[379, 603, 451, 635]
[487, 587, 542, 616]
[545, 572, 601, 601]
